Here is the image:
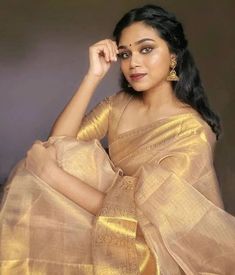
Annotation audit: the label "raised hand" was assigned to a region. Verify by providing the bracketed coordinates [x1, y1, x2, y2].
[87, 39, 119, 79]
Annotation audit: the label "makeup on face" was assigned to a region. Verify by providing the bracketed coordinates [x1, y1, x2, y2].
[118, 38, 155, 50]
[117, 38, 157, 60]
[129, 73, 147, 81]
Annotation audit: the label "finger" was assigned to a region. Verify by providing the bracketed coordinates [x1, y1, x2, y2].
[103, 45, 110, 62]
[34, 140, 43, 145]
[28, 143, 45, 156]
[32, 143, 43, 149]
[30, 140, 43, 150]
[110, 40, 118, 60]
[94, 40, 115, 62]
[112, 41, 119, 56]
[97, 44, 110, 62]
[106, 39, 115, 61]
[106, 39, 116, 61]
[43, 141, 52, 148]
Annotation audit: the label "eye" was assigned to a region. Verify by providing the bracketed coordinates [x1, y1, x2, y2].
[117, 51, 130, 60]
[141, 46, 153, 54]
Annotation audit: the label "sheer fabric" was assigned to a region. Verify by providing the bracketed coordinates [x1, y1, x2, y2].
[1, 91, 235, 274]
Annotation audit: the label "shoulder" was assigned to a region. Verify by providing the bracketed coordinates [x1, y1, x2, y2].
[175, 112, 217, 153]
[107, 90, 132, 106]
[156, 114, 217, 179]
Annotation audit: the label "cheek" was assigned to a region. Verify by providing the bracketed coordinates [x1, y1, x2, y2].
[120, 62, 129, 77]
[146, 51, 170, 74]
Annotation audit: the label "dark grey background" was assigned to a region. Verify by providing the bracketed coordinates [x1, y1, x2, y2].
[1, 1, 234, 214]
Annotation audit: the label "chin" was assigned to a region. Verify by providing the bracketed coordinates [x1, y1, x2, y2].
[131, 84, 151, 92]
[131, 87, 143, 92]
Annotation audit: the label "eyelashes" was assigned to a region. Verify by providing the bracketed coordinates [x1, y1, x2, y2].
[117, 46, 154, 60]
[117, 52, 131, 59]
[141, 46, 153, 54]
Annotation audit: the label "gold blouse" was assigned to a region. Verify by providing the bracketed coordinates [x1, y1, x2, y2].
[77, 91, 235, 274]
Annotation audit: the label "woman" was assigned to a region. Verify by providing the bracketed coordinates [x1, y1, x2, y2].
[1, 4, 235, 275]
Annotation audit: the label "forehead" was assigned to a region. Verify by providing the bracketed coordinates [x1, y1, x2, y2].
[119, 21, 161, 45]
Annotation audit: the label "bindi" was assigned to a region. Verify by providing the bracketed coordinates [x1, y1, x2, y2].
[118, 38, 155, 50]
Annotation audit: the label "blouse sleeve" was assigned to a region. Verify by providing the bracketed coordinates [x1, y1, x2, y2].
[134, 133, 235, 274]
[76, 96, 111, 141]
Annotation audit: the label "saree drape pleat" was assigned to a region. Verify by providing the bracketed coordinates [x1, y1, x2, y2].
[1, 91, 235, 274]
[107, 109, 235, 275]
[0, 136, 155, 274]
[0, 137, 119, 274]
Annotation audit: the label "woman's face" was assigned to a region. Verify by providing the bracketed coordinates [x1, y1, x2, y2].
[118, 21, 175, 92]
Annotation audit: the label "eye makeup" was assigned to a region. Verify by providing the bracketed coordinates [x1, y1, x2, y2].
[117, 38, 155, 50]
[117, 44, 155, 60]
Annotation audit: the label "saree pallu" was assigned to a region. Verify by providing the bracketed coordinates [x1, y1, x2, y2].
[0, 136, 154, 274]
[108, 112, 235, 275]
[1, 113, 235, 274]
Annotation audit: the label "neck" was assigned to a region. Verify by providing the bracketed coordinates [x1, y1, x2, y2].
[139, 81, 181, 112]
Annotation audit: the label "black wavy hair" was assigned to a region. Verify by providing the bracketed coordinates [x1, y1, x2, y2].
[113, 4, 221, 140]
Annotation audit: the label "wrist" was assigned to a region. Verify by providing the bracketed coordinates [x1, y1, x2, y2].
[85, 71, 103, 83]
[43, 162, 60, 189]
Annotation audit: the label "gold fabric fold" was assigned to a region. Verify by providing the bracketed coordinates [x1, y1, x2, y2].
[92, 175, 139, 274]
[108, 111, 235, 275]
[0, 136, 154, 274]
[0, 136, 119, 274]
[1, 90, 235, 274]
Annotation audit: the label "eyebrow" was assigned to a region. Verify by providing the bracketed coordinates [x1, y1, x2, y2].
[117, 38, 155, 50]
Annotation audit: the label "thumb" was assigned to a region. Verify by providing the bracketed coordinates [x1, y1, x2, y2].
[34, 140, 43, 145]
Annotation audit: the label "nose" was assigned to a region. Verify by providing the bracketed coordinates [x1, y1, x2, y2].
[129, 51, 141, 69]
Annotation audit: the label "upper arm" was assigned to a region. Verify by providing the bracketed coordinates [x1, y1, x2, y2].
[157, 134, 212, 184]
[135, 133, 220, 208]
[76, 96, 111, 141]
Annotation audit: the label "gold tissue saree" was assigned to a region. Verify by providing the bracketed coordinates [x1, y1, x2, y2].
[1, 91, 235, 274]
[0, 137, 122, 274]
[0, 135, 155, 274]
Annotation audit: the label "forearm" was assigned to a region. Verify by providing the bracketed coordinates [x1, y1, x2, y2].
[46, 164, 105, 215]
[49, 73, 102, 138]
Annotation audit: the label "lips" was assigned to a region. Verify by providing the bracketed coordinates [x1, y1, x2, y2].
[130, 73, 147, 81]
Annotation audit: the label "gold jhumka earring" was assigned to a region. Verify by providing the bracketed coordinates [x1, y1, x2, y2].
[167, 58, 179, 81]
